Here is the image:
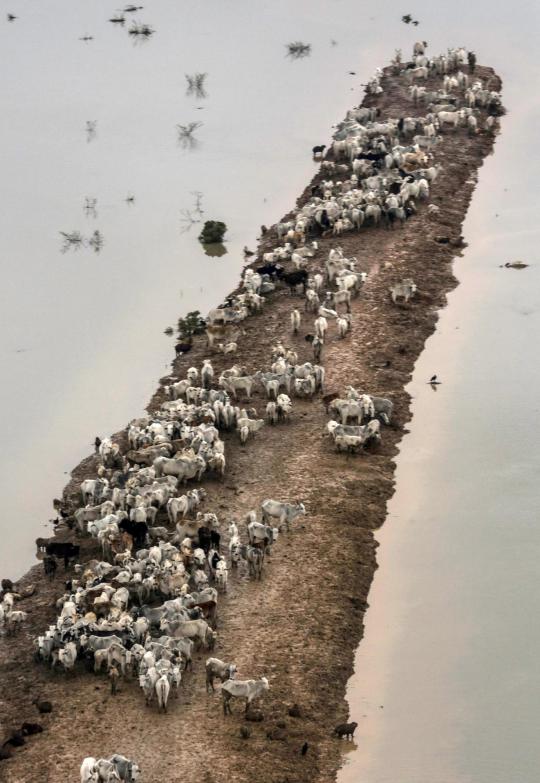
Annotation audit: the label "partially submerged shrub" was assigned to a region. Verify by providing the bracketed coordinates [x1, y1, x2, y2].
[198, 220, 227, 244]
[177, 310, 206, 338]
[286, 41, 311, 59]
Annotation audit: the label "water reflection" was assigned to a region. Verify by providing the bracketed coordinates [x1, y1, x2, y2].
[88, 230, 104, 253]
[83, 198, 98, 219]
[85, 120, 97, 142]
[202, 243, 227, 257]
[185, 73, 208, 99]
[176, 122, 203, 150]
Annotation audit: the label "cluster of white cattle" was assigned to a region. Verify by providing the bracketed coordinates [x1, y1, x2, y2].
[80, 754, 140, 783]
[0, 591, 27, 635]
[277, 44, 500, 245]
[327, 387, 394, 453]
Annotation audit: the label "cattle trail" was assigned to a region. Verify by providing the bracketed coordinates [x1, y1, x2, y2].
[0, 47, 501, 783]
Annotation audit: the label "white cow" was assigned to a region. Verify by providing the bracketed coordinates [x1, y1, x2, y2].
[261, 499, 306, 532]
[155, 674, 171, 712]
[222, 677, 269, 714]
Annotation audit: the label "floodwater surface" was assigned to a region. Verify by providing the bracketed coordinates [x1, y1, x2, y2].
[338, 2, 540, 782]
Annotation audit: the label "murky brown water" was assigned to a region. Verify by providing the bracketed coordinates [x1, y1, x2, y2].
[338, 2, 540, 781]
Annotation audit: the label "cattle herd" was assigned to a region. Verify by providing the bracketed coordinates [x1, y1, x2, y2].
[0, 43, 500, 780]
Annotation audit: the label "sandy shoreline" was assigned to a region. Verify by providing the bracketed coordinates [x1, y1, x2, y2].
[0, 62, 500, 782]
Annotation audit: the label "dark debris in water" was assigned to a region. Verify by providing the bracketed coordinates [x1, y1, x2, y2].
[128, 22, 154, 37]
[59, 230, 104, 254]
[286, 41, 311, 59]
[501, 261, 529, 269]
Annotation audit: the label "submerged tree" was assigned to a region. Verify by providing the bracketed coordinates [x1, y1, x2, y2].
[88, 230, 104, 253]
[185, 72, 208, 98]
[60, 231, 84, 253]
[286, 41, 311, 59]
[177, 310, 206, 338]
[179, 192, 204, 233]
[83, 197, 98, 218]
[128, 21, 154, 36]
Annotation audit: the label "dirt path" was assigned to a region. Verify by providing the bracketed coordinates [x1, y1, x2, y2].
[0, 64, 500, 783]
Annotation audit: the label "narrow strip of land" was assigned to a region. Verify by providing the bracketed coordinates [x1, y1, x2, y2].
[0, 62, 500, 783]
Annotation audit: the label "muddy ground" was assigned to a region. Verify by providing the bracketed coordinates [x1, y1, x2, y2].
[0, 64, 500, 783]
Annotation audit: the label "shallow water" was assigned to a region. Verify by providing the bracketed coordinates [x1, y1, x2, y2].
[338, 2, 540, 782]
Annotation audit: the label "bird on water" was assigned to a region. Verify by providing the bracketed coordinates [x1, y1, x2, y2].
[429, 375, 441, 385]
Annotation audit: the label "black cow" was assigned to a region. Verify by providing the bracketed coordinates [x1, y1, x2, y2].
[44, 542, 80, 570]
[312, 144, 326, 156]
[318, 209, 331, 230]
[21, 723, 43, 736]
[175, 340, 192, 355]
[43, 556, 57, 580]
[198, 526, 212, 554]
[256, 262, 283, 278]
[1, 578, 14, 593]
[119, 518, 148, 550]
[210, 530, 221, 551]
[210, 551, 220, 571]
[281, 269, 308, 294]
[356, 151, 385, 163]
[333, 721, 358, 740]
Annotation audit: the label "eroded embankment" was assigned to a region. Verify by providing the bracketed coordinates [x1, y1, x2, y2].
[0, 64, 500, 783]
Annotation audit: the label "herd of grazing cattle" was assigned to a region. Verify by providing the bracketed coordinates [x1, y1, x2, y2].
[0, 42, 500, 779]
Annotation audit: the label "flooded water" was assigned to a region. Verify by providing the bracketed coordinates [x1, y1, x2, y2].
[338, 3, 540, 783]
